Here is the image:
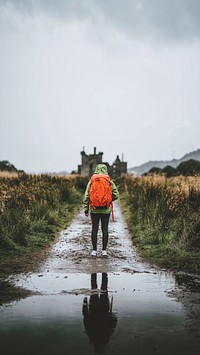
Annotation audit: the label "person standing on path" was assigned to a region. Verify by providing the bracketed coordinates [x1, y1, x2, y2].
[83, 164, 119, 257]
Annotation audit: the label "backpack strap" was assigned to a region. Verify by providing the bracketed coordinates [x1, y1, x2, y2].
[111, 202, 114, 222]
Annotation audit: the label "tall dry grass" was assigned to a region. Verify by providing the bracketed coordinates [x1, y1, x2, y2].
[0, 171, 19, 179]
[117, 174, 200, 272]
[0, 173, 88, 251]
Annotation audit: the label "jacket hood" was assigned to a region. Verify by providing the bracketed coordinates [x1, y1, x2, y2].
[94, 164, 108, 175]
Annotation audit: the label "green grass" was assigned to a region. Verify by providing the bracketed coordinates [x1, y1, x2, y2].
[0, 174, 88, 276]
[117, 175, 200, 274]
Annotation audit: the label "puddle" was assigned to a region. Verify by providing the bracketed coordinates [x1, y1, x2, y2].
[1, 203, 200, 354]
[0, 271, 200, 355]
[0, 279, 34, 306]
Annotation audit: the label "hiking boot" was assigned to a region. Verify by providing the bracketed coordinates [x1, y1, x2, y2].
[91, 250, 97, 257]
[102, 250, 107, 256]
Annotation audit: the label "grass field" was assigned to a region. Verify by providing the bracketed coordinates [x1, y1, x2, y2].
[0, 172, 88, 254]
[117, 174, 200, 273]
[1, 172, 200, 274]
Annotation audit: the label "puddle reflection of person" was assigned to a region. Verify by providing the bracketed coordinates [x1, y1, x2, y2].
[82, 273, 118, 353]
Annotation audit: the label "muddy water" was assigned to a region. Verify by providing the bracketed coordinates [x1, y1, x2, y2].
[0, 202, 200, 355]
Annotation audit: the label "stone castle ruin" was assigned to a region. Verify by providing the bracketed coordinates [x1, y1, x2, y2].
[78, 147, 127, 178]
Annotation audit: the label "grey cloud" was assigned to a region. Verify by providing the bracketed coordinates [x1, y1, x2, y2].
[93, 0, 200, 42]
[1, 0, 200, 42]
[0, 0, 92, 19]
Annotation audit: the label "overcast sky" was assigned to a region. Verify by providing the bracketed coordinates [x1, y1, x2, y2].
[0, 0, 200, 172]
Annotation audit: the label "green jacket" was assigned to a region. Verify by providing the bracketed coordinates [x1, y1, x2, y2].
[83, 164, 119, 214]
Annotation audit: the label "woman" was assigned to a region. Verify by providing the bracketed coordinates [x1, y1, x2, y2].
[83, 164, 119, 256]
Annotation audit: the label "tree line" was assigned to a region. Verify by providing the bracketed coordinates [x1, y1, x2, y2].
[0, 160, 24, 173]
[144, 159, 200, 177]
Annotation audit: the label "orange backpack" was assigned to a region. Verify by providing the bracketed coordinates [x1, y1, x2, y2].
[89, 174, 112, 208]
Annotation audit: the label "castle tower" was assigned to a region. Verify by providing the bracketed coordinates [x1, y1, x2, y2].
[78, 148, 127, 177]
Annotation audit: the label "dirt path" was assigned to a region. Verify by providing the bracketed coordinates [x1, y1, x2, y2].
[41, 201, 156, 275]
[39, 201, 200, 338]
[1, 201, 200, 355]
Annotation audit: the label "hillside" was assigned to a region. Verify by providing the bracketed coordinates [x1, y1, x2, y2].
[129, 149, 200, 175]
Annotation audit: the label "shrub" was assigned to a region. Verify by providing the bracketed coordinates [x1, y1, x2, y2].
[176, 159, 200, 176]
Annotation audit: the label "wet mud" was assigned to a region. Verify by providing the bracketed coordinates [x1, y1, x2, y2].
[0, 202, 200, 355]
[41, 201, 155, 275]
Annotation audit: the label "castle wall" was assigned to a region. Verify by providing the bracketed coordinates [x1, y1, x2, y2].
[79, 148, 103, 176]
[78, 147, 127, 178]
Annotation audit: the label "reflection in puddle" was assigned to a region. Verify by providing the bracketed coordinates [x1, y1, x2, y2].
[82, 273, 118, 352]
[175, 272, 200, 292]
[0, 272, 200, 354]
[0, 279, 33, 306]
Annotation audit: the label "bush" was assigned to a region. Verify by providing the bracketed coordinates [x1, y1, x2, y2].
[162, 165, 177, 177]
[176, 159, 200, 176]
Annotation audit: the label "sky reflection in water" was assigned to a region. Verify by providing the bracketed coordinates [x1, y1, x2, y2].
[0, 272, 199, 355]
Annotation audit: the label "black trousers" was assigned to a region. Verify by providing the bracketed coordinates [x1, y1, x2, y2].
[90, 213, 110, 250]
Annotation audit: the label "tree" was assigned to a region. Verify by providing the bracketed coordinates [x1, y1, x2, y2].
[0, 160, 24, 173]
[162, 165, 176, 177]
[143, 167, 162, 176]
[176, 159, 200, 176]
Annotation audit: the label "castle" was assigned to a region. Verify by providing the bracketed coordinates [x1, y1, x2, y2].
[78, 147, 127, 178]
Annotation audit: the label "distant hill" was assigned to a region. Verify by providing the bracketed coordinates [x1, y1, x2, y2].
[129, 149, 200, 175]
